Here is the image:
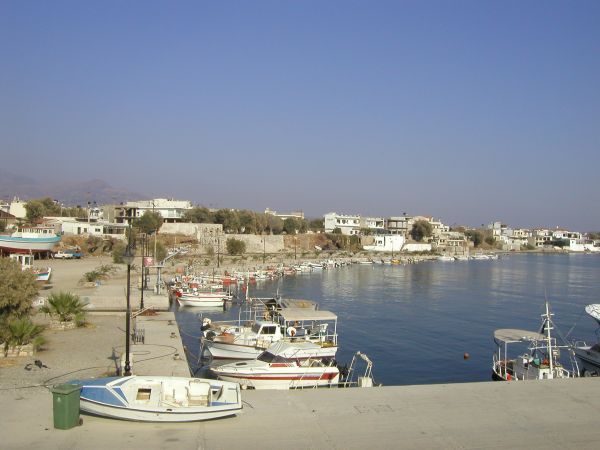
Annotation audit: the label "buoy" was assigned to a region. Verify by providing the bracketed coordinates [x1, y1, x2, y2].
[463, 352, 470, 360]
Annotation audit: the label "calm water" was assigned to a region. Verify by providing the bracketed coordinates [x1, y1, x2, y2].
[174, 253, 600, 386]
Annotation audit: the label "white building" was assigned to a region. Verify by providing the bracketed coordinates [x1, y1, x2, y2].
[47, 217, 127, 239]
[264, 208, 304, 221]
[362, 234, 404, 252]
[324, 212, 361, 235]
[116, 199, 193, 224]
[361, 217, 386, 232]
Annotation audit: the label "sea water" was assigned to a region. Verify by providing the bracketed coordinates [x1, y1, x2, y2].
[174, 253, 600, 386]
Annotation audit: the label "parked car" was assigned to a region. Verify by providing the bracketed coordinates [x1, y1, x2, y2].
[53, 251, 74, 259]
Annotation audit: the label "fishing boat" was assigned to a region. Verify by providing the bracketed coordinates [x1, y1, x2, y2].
[202, 307, 338, 361]
[0, 226, 61, 253]
[572, 304, 600, 376]
[210, 341, 339, 390]
[9, 253, 52, 282]
[71, 375, 242, 422]
[492, 302, 576, 381]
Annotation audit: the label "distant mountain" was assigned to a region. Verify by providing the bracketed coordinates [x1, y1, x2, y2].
[0, 169, 143, 206]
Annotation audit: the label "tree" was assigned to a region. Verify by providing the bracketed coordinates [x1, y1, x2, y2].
[214, 209, 240, 233]
[465, 230, 484, 247]
[238, 210, 257, 234]
[135, 211, 163, 235]
[265, 215, 284, 235]
[283, 217, 300, 235]
[25, 200, 45, 223]
[0, 258, 38, 322]
[308, 218, 324, 232]
[183, 207, 213, 223]
[226, 238, 246, 255]
[410, 220, 433, 242]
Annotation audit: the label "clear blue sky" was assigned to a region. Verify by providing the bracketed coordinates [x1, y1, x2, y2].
[1, 1, 599, 230]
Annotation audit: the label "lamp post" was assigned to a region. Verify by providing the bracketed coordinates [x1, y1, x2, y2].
[122, 238, 135, 376]
[294, 236, 297, 260]
[262, 237, 266, 264]
[217, 236, 220, 268]
[140, 233, 145, 310]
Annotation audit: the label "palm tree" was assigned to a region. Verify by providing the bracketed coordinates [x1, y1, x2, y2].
[41, 292, 87, 326]
[2, 317, 45, 356]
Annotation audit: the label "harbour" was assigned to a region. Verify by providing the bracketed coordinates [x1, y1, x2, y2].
[178, 253, 600, 386]
[2, 254, 600, 447]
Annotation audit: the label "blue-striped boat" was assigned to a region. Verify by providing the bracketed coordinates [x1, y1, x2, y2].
[70, 376, 242, 422]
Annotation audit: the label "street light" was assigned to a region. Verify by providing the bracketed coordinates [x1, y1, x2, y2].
[122, 240, 136, 376]
[262, 237, 266, 264]
[139, 233, 145, 310]
[294, 236, 297, 260]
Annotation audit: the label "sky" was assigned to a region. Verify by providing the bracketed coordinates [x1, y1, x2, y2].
[1, 1, 599, 230]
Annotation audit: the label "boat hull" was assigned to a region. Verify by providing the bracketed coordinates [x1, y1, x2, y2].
[204, 339, 338, 361]
[0, 235, 61, 253]
[212, 366, 339, 390]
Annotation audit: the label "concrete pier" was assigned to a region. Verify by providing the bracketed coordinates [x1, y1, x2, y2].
[2, 377, 600, 449]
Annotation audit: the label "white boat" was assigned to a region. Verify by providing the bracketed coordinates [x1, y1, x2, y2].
[0, 226, 61, 253]
[572, 304, 600, 376]
[9, 253, 52, 282]
[71, 375, 242, 422]
[492, 302, 575, 381]
[175, 289, 226, 307]
[202, 308, 338, 361]
[210, 341, 339, 390]
[437, 255, 455, 262]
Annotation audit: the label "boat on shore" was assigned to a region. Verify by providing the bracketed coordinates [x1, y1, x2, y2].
[492, 302, 576, 381]
[9, 253, 52, 282]
[0, 226, 61, 254]
[71, 375, 242, 422]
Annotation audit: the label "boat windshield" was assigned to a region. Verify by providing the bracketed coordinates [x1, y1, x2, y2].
[257, 352, 281, 363]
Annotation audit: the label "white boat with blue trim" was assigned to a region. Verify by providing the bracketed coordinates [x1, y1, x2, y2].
[71, 375, 242, 422]
[0, 226, 61, 253]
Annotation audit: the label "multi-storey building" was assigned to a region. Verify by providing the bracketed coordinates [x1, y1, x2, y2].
[114, 199, 193, 224]
[324, 212, 361, 235]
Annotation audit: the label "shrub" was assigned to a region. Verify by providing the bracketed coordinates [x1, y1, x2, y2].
[226, 238, 246, 255]
[2, 317, 45, 354]
[41, 292, 87, 326]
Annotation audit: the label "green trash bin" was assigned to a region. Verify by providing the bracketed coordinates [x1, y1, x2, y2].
[51, 383, 82, 430]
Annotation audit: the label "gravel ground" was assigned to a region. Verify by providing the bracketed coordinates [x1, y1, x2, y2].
[1, 257, 128, 389]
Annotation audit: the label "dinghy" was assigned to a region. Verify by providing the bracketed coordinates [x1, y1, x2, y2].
[71, 376, 242, 422]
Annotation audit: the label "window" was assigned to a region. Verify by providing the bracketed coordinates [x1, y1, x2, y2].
[136, 388, 152, 401]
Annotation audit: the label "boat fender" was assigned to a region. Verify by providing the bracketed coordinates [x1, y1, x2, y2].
[287, 327, 296, 337]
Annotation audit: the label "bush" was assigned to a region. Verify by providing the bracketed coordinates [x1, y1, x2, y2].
[2, 317, 45, 354]
[41, 292, 87, 326]
[226, 238, 246, 255]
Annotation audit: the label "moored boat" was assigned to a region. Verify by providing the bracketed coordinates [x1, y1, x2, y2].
[202, 307, 338, 361]
[572, 304, 600, 376]
[70, 375, 242, 422]
[210, 341, 339, 390]
[492, 302, 576, 381]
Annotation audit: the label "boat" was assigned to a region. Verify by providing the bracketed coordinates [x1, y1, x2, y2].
[9, 253, 52, 282]
[210, 341, 340, 390]
[175, 288, 227, 307]
[572, 304, 600, 376]
[202, 307, 338, 361]
[437, 255, 455, 262]
[0, 226, 61, 253]
[70, 375, 242, 422]
[492, 302, 576, 381]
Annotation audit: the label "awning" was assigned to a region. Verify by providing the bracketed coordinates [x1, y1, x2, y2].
[278, 308, 337, 322]
[493, 329, 546, 343]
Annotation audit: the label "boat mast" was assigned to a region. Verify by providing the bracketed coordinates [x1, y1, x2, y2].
[544, 301, 555, 377]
